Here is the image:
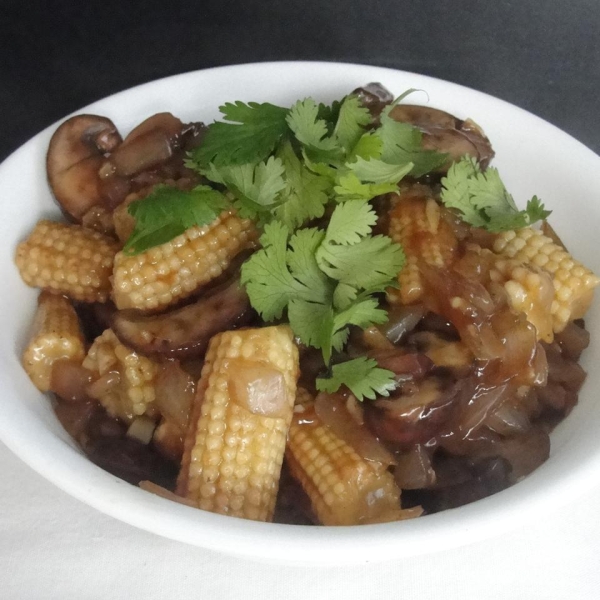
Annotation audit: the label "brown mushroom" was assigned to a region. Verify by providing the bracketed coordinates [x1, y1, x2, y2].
[111, 280, 252, 358]
[388, 104, 495, 169]
[106, 112, 184, 177]
[47, 114, 122, 221]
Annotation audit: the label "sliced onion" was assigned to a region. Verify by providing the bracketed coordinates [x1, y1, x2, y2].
[50, 360, 93, 403]
[126, 416, 156, 445]
[379, 305, 425, 344]
[315, 392, 396, 466]
[155, 361, 195, 430]
[394, 446, 436, 489]
[228, 360, 288, 418]
[87, 370, 121, 400]
[484, 403, 530, 436]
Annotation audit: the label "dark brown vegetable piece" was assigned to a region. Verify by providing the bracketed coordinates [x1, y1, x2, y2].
[47, 114, 122, 221]
[111, 280, 252, 358]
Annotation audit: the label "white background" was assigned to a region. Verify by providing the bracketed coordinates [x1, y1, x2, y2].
[1, 440, 598, 600]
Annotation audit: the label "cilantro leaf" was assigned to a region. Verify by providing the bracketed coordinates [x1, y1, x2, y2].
[240, 222, 331, 321]
[347, 157, 414, 184]
[440, 156, 551, 231]
[348, 133, 383, 162]
[123, 185, 228, 255]
[288, 299, 335, 362]
[318, 235, 406, 290]
[334, 172, 398, 202]
[323, 199, 378, 245]
[191, 101, 289, 166]
[273, 142, 331, 229]
[333, 95, 372, 152]
[377, 111, 447, 177]
[204, 157, 285, 221]
[316, 357, 396, 401]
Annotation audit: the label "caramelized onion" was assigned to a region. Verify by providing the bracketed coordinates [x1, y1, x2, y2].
[394, 446, 436, 489]
[314, 392, 396, 466]
[154, 361, 194, 431]
[228, 360, 288, 418]
[379, 305, 425, 344]
[87, 371, 121, 400]
[50, 360, 93, 403]
[484, 403, 531, 436]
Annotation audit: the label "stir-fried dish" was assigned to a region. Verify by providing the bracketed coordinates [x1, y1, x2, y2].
[15, 83, 599, 525]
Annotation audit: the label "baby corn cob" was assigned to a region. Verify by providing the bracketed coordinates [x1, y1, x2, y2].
[286, 403, 420, 526]
[15, 220, 118, 303]
[490, 258, 555, 342]
[82, 329, 159, 422]
[112, 210, 256, 311]
[177, 326, 299, 522]
[388, 195, 458, 304]
[493, 227, 600, 332]
[22, 292, 85, 391]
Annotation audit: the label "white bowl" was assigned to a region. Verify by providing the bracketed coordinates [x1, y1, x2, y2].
[1, 62, 599, 566]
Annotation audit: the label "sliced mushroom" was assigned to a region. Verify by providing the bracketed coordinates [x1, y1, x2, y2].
[364, 377, 459, 449]
[353, 82, 394, 119]
[106, 112, 184, 177]
[388, 104, 495, 169]
[47, 114, 122, 221]
[111, 280, 252, 358]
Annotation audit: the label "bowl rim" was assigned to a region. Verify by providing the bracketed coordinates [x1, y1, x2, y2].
[2, 60, 600, 565]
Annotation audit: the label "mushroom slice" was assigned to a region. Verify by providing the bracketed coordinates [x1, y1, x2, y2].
[388, 105, 495, 169]
[47, 114, 122, 221]
[107, 112, 185, 177]
[111, 280, 252, 358]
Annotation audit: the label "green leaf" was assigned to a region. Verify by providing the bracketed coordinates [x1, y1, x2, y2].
[333, 95, 372, 152]
[273, 142, 331, 229]
[347, 157, 414, 184]
[377, 111, 448, 177]
[288, 299, 335, 363]
[190, 101, 289, 166]
[323, 200, 377, 245]
[205, 157, 285, 221]
[317, 235, 406, 290]
[348, 133, 383, 162]
[315, 357, 396, 401]
[287, 98, 339, 151]
[334, 172, 398, 202]
[440, 156, 551, 231]
[123, 185, 229, 255]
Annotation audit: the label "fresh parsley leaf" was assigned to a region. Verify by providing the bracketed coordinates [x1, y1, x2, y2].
[191, 101, 289, 166]
[273, 142, 331, 229]
[333, 95, 372, 152]
[316, 357, 396, 401]
[377, 111, 448, 177]
[123, 185, 228, 255]
[347, 157, 414, 184]
[440, 156, 551, 231]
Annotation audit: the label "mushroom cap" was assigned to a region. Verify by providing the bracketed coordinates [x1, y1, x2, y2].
[46, 114, 122, 221]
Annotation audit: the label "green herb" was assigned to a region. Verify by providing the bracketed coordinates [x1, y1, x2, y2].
[316, 357, 397, 400]
[191, 101, 289, 166]
[123, 185, 229, 255]
[440, 156, 551, 231]
[240, 202, 402, 397]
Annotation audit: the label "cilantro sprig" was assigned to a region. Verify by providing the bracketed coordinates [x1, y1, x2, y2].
[123, 185, 229, 255]
[440, 156, 551, 231]
[240, 201, 404, 397]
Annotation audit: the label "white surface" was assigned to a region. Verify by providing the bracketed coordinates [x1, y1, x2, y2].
[1, 62, 600, 564]
[2, 439, 599, 599]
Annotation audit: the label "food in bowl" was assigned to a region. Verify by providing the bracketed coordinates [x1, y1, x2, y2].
[14, 83, 599, 526]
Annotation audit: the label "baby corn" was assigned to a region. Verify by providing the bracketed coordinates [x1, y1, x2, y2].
[82, 329, 159, 422]
[286, 403, 420, 526]
[177, 326, 299, 522]
[22, 292, 85, 391]
[112, 210, 256, 311]
[493, 227, 600, 332]
[15, 220, 118, 303]
[388, 194, 458, 304]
